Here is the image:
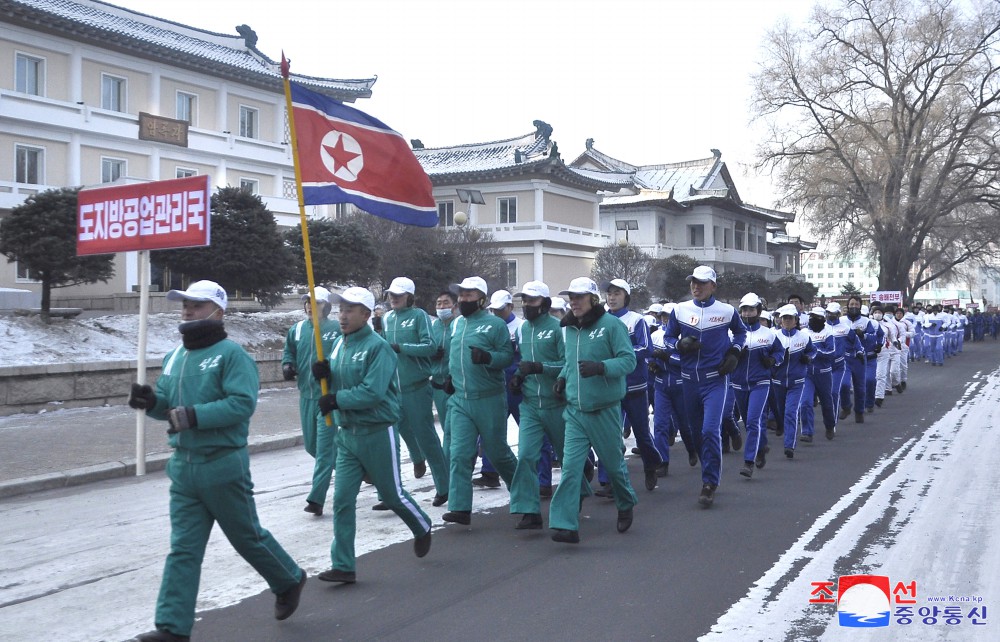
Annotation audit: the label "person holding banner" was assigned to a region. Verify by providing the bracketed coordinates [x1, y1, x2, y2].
[130, 281, 306, 642]
[282, 287, 340, 516]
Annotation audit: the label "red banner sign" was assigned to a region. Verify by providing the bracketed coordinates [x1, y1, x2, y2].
[77, 175, 211, 256]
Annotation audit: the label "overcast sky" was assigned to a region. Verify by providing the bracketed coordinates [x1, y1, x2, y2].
[121, 0, 814, 211]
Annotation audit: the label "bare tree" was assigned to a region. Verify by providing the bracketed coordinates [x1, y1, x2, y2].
[753, 0, 1000, 302]
[591, 242, 654, 308]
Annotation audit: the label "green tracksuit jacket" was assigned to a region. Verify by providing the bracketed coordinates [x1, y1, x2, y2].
[382, 306, 437, 391]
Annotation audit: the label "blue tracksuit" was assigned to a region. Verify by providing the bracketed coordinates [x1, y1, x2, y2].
[650, 331, 695, 461]
[841, 315, 874, 415]
[772, 327, 815, 450]
[664, 297, 747, 486]
[825, 317, 862, 419]
[611, 308, 660, 472]
[800, 326, 837, 436]
[923, 313, 946, 365]
[858, 318, 884, 410]
[731, 322, 784, 464]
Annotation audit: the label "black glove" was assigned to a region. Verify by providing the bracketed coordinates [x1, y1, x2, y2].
[470, 347, 492, 365]
[372, 316, 383, 332]
[443, 375, 456, 395]
[648, 361, 663, 375]
[318, 393, 338, 416]
[508, 374, 524, 395]
[717, 346, 741, 375]
[874, 344, 882, 354]
[311, 360, 331, 381]
[855, 328, 865, 339]
[166, 406, 197, 434]
[579, 360, 605, 378]
[390, 343, 401, 353]
[128, 383, 157, 410]
[799, 352, 812, 364]
[893, 340, 902, 349]
[553, 377, 567, 401]
[431, 346, 445, 361]
[855, 351, 865, 359]
[676, 336, 702, 355]
[282, 363, 297, 381]
[651, 348, 670, 360]
[760, 355, 776, 368]
[518, 360, 544, 375]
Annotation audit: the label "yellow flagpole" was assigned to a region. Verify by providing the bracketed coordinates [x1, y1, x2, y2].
[282, 54, 332, 425]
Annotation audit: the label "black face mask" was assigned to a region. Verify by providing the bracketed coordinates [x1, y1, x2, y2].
[178, 319, 227, 349]
[741, 314, 759, 327]
[459, 300, 481, 317]
[847, 309, 861, 320]
[808, 317, 825, 332]
[523, 305, 543, 321]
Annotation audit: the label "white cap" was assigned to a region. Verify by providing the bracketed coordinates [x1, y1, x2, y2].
[550, 296, 568, 311]
[331, 287, 376, 311]
[300, 286, 332, 303]
[739, 292, 762, 309]
[515, 281, 550, 298]
[809, 306, 827, 317]
[560, 277, 600, 296]
[604, 278, 631, 295]
[457, 276, 488, 296]
[826, 301, 842, 314]
[643, 314, 657, 326]
[686, 265, 717, 283]
[646, 303, 664, 314]
[488, 290, 513, 309]
[861, 304, 870, 316]
[167, 280, 228, 310]
[661, 302, 676, 315]
[776, 304, 798, 317]
[386, 277, 415, 296]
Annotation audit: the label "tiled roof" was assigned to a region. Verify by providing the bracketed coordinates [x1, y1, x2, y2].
[0, 0, 376, 100]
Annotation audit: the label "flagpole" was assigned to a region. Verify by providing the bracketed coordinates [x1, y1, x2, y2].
[281, 53, 332, 426]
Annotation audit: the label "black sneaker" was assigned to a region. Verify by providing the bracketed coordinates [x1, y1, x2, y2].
[317, 568, 356, 583]
[826, 428, 835, 440]
[901, 381, 907, 391]
[855, 412, 864, 424]
[875, 398, 884, 407]
[136, 630, 190, 642]
[885, 390, 893, 396]
[274, 570, 307, 621]
[431, 493, 448, 507]
[594, 486, 614, 499]
[740, 461, 754, 478]
[303, 501, 323, 517]
[539, 485, 553, 498]
[413, 461, 427, 479]
[414, 531, 432, 558]
[784, 448, 794, 459]
[688, 452, 698, 467]
[839, 406, 851, 420]
[516, 513, 543, 530]
[551, 528, 580, 544]
[698, 483, 717, 508]
[755, 450, 766, 469]
[442, 510, 471, 525]
[656, 462, 669, 478]
[631, 446, 641, 455]
[472, 472, 501, 489]
[730, 431, 743, 451]
[801, 434, 813, 443]
[372, 501, 389, 511]
[895, 384, 904, 394]
[616, 507, 633, 533]
[644, 469, 657, 491]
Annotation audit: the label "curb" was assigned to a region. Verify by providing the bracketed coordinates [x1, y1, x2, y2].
[0, 433, 303, 500]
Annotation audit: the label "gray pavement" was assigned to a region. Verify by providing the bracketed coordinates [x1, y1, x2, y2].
[0, 387, 303, 498]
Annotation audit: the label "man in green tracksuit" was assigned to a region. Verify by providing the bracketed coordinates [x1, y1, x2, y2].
[549, 277, 638, 544]
[442, 276, 517, 526]
[129, 281, 305, 642]
[430, 289, 459, 464]
[508, 280, 578, 530]
[382, 277, 448, 506]
[312, 287, 432, 583]
[281, 286, 340, 516]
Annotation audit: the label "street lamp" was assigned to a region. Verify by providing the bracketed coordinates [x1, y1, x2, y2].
[455, 188, 484, 228]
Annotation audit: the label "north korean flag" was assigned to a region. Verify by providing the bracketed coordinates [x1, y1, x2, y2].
[290, 82, 437, 227]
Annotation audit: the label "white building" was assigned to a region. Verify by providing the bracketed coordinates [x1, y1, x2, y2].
[799, 250, 880, 298]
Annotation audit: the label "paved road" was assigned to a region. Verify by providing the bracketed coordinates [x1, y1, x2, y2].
[1, 341, 997, 640]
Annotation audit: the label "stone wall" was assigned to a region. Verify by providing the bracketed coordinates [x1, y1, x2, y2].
[0, 355, 293, 416]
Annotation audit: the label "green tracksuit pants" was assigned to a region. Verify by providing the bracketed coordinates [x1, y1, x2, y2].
[398, 383, 449, 495]
[509, 403, 584, 516]
[549, 405, 637, 532]
[156, 448, 302, 637]
[432, 385, 451, 463]
[299, 395, 337, 506]
[331, 425, 432, 573]
[446, 393, 516, 511]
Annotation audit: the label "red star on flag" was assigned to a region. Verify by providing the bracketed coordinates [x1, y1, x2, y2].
[322, 134, 360, 175]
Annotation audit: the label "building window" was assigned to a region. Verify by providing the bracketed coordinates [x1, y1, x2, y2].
[283, 179, 296, 198]
[828, 272, 834, 279]
[101, 73, 126, 112]
[15, 53, 44, 96]
[724, 228, 733, 249]
[497, 197, 517, 224]
[688, 224, 705, 247]
[734, 221, 745, 251]
[503, 259, 518, 290]
[15, 145, 43, 184]
[176, 91, 197, 125]
[758, 234, 765, 252]
[175, 167, 196, 178]
[438, 200, 455, 227]
[713, 225, 721, 247]
[657, 216, 666, 244]
[239, 105, 258, 138]
[15, 261, 40, 283]
[101, 157, 126, 183]
[239, 178, 259, 194]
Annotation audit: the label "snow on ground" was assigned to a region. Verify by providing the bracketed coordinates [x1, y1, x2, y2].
[0, 311, 302, 366]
